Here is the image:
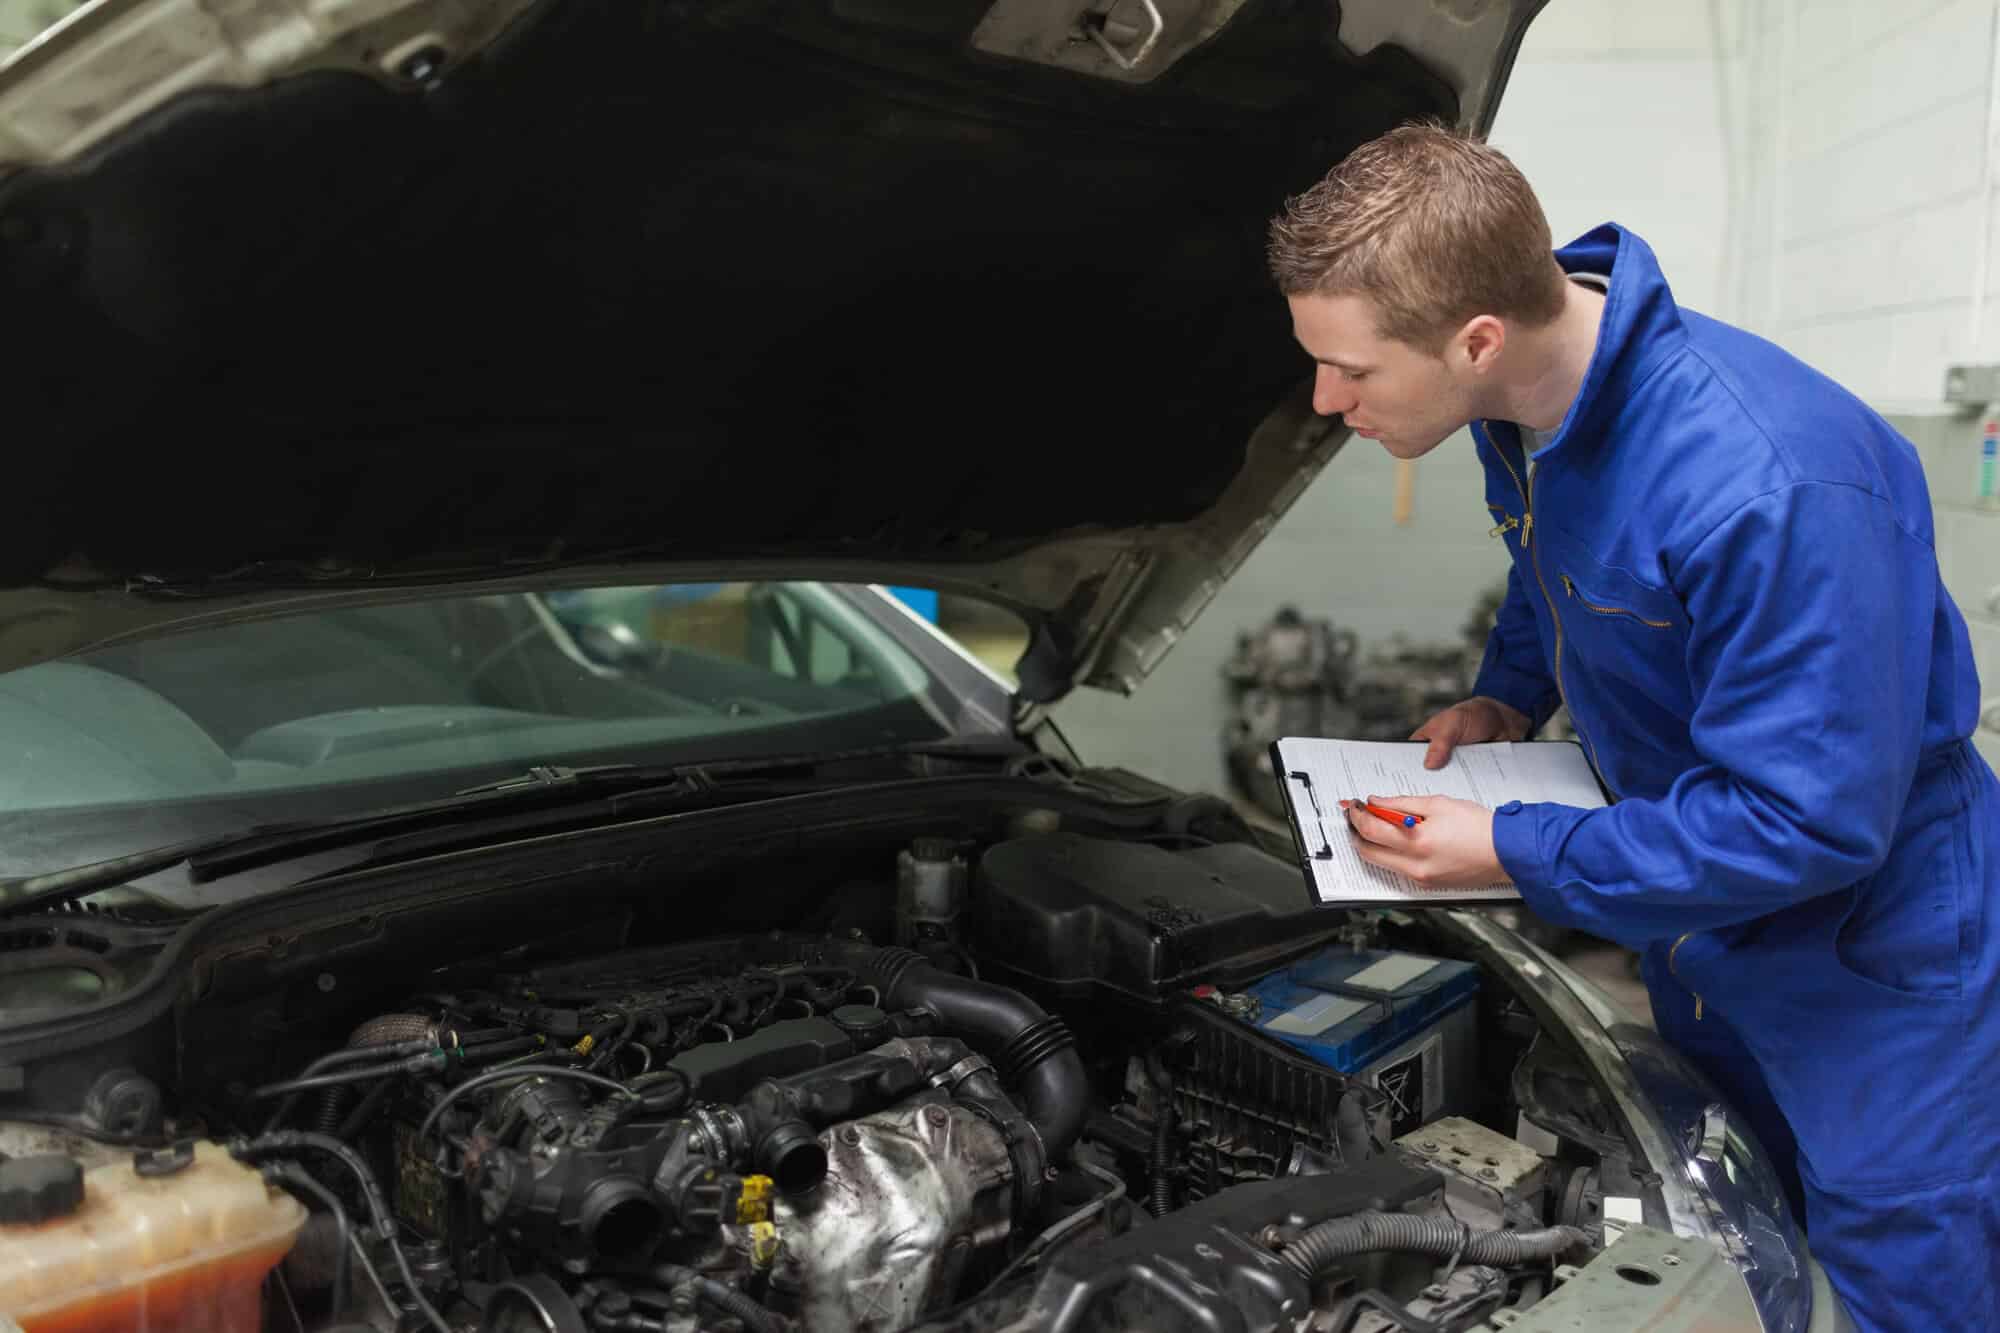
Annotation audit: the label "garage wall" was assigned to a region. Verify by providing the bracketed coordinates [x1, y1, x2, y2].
[1726, 0, 1995, 408]
[1722, 0, 2000, 766]
[1489, 0, 1738, 320]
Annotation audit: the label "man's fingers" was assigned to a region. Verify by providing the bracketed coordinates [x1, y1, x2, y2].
[1410, 700, 1475, 739]
[1343, 800, 1419, 845]
[1414, 705, 1469, 769]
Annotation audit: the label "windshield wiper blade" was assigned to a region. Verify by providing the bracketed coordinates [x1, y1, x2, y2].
[450, 762, 674, 796]
[0, 741, 1036, 921]
[0, 764, 737, 920]
[184, 768, 736, 878]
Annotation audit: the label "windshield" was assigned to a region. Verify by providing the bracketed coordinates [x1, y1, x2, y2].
[0, 581, 1000, 878]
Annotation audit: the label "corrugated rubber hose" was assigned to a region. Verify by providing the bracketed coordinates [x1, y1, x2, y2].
[1148, 1058, 1176, 1218]
[313, 1087, 346, 1136]
[1280, 1212, 1588, 1279]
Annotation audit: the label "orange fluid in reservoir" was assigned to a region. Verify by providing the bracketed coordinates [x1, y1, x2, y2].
[18, 1238, 295, 1333]
[1, 1142, 306, 1333]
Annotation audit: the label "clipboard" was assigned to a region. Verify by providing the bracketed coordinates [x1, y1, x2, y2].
[1269, 736, 1608, 909]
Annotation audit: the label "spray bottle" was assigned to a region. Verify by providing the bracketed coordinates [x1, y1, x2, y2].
[1982, 416, 1999, 510]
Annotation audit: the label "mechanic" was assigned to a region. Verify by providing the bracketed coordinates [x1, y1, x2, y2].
[1266, 122, 1998, 1332]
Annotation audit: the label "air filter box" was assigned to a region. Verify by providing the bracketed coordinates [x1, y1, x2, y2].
[973, 833, 1337, 1000]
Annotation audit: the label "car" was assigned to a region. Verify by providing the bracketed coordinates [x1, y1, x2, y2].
[0, 2, 1850, 1331]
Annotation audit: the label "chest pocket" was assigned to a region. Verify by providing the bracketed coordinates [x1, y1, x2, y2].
[1559, 570, 1675, 629]
[1542, 531, 1695, 726]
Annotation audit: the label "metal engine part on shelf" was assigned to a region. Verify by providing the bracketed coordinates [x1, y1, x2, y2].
[1220, 605, 1358, 817]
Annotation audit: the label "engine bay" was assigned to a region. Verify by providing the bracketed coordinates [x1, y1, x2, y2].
[0, 805, 1645, 1333]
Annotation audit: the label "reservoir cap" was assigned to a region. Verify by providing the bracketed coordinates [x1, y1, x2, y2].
[0, 1155, 84, 1224]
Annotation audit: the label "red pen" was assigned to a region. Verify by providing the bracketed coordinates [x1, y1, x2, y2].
[1351, 799, 1424, 829]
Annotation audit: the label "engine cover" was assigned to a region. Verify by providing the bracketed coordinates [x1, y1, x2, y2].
[974, 834, 1337, 1000]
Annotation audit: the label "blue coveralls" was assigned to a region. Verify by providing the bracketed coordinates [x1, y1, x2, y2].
[1476, 224, 2000, 1332]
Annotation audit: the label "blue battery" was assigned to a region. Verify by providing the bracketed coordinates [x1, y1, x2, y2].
[1246, 947, 1479, 1076]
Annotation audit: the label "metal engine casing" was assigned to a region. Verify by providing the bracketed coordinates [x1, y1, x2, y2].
[773, 1097, 1015, 1332]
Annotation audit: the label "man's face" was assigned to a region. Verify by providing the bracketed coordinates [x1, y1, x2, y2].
[1286, 292, 1478, 459]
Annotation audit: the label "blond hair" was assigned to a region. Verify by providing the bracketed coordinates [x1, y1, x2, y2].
[1268, 122, 1568, 349]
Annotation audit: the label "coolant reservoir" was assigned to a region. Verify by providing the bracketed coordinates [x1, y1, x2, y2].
[0, 1140, 306, 1332]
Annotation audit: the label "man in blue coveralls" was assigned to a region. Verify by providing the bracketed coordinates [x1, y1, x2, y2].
[1268, 123, 1997, 1331]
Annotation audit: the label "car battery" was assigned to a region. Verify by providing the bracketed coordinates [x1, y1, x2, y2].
[1243, 948, 1479, 1138]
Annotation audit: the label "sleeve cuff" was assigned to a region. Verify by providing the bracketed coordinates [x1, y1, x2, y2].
[1491, 799, 1540, 883]
[1492, 800, 1583, 927]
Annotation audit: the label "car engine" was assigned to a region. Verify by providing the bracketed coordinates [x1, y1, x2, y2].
[0, 818, 1625, 1333]
[280, 931, 1091, 1333]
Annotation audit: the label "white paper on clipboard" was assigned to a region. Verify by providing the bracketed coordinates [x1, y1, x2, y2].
[1274, 738, 1606, 907]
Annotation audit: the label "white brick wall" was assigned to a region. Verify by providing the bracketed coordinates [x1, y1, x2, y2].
[1491, 2, 1732, 316]
[1725, 0, 2000, 763]
[1735, 0, 2000, 406]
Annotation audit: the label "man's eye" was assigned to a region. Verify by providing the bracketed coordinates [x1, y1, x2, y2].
[1344, 369, 1369, 382]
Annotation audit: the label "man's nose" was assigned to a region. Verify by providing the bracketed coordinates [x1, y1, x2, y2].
[1313, 365, 1356, 417]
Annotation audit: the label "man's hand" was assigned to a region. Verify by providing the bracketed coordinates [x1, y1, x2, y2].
[1341, 796, 1504, 890]
[1410, 697, 1532, 770]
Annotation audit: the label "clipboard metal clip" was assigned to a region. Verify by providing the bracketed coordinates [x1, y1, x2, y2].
[1288, 770, 1335, 861]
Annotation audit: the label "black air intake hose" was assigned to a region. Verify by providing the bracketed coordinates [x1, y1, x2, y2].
[1280, 1212, 1588, 1280]
[857, 946, 1087, 1160]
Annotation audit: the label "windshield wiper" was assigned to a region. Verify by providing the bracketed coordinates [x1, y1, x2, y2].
[452, 762, 678, 796]
[0, 764, 789, 920]
[0, 739, 1045, 921]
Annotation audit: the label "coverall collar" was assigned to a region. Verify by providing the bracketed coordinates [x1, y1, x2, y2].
[1506, 222, 1690, 463]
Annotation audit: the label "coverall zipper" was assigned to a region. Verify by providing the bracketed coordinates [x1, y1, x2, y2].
[1485, 432, 1615, 797]
[1560, 574, 1673, 628]
[1494, 429, 1697, 1023]
[1668, 932, 1705, 1020]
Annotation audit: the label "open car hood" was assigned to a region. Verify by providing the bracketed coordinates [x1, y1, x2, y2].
[0, 0, 1541, 701]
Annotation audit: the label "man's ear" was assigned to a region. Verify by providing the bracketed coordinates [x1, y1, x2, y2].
[1455, 314, 1506, 373]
